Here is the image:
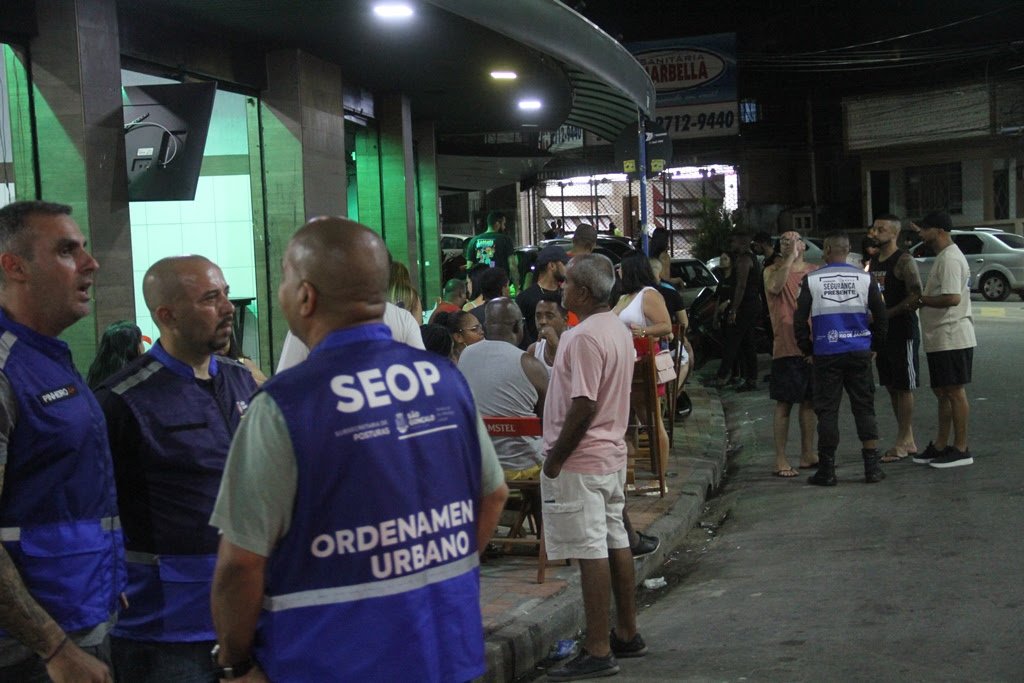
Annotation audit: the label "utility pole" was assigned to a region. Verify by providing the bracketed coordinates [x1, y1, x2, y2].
[807, 94, 818, 233]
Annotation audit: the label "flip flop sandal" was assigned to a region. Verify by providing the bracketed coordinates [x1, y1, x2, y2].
[881, 447, 914, 463]
[772, 469, 800, 478]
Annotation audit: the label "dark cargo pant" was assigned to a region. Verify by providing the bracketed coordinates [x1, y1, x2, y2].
[812, 351, 877, 456]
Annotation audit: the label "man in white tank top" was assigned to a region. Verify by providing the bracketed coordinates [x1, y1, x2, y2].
[527, 295, 569, 372]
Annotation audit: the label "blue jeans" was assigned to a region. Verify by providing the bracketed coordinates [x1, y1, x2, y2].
[0, 639, 111, 683]
[110, 637, 216, 683]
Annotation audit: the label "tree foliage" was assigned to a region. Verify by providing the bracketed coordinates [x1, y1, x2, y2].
[693, 198, 743, 262]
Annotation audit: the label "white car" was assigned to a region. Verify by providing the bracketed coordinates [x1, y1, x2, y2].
[705, 237, 861, 271]
[439, 233, 469, 259]
[669, 258, 719, 308]
[910, 229, 1024, 301]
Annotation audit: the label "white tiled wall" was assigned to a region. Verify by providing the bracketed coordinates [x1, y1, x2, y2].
[130, 174, 256, 345]
[122, 71, 259, 352]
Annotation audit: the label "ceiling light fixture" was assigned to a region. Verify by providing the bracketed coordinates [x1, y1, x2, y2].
[373, 3, 414, 19]
[490, 71, 518, 80]
[518, 99, 542, 110]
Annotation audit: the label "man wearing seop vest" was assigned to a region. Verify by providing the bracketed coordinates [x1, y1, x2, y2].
[210, 217, 508, 682]
[0, 201, 124, 682]
[795, 232, 889, 486]
[94, 256, 257, 681]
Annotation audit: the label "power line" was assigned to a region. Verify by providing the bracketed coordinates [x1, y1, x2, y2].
[793, 5, 1016, 56]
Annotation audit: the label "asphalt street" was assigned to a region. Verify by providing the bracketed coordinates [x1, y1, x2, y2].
[595, 297, 1024, 682]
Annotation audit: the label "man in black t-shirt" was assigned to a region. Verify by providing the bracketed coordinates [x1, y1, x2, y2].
[516, 245, 569, 347]
[464, 211, 516, 284]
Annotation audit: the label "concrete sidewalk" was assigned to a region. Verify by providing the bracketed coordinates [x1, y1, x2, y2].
[479, 384, 729, 682]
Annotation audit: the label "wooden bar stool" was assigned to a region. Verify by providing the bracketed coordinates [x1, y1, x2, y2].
[626, 337, 666, 496]
[482, 415, 552, 583]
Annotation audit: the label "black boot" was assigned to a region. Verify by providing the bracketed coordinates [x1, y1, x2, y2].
[807, 452, 837, 486]
[863, 448, 886, 483]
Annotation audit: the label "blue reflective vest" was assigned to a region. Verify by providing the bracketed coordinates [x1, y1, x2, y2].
[97, 343, 256, 642]
[0, 311, 125, 637]
[805, 263, 874, 356]
[255, 324, 484, 682]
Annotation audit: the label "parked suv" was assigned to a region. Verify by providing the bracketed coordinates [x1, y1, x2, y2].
[910, 229, 1024, 301]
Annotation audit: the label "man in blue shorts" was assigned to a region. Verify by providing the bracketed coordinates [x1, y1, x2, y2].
[910, 212, 976, 468]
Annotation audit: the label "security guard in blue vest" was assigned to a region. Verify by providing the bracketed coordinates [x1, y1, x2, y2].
[210, 217, 508, 682]
[0, 200, 123, 683]
[795, 232, 888, 486]
[94, 255, 257, 682]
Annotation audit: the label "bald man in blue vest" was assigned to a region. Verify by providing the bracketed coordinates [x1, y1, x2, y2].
[210, 217, 507, 682]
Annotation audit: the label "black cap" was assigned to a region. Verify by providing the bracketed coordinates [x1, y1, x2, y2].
[572, 223, 598, 244]
[535, 245, 570, 268]
[917, 211, 953, 231]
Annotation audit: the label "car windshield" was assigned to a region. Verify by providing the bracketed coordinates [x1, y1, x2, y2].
[672, 261, 718, 287]
[994, 233, 1024, 249]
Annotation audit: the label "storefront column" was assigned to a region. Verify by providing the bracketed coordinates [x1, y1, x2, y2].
[414, 120, 440, 303]
[253, 49, 345, 367]
[375, 93, 419, 286]
[10, 0, 132, 367]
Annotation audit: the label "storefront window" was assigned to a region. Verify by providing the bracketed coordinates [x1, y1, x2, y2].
[122, 70, 258, 358]
[1, 46, 16, 204]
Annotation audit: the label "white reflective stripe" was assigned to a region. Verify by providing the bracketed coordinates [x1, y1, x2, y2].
[0, 331, 17, 370]
[0, 516, 121, 543]
[263, 554, 479, 613]
[125, 551, 160, 565]
[397, 424, 457, 441]
[905, 339, 917, 387]
[111, 362, 163, 395]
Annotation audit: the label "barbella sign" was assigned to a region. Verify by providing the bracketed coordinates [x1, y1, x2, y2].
[628, 33, 738, 141]
[641, 48, 727, 93]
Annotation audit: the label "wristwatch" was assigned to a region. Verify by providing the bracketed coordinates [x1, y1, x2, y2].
[211, 644, 254, 680]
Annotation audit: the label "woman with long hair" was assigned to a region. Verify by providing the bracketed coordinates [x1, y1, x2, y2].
[419, 323, 454, 359]
[612, 253, 673, 488]
[87, 320, 145, 389]
[707, 251, 740, 385]
[437, 310, 484, 363]
[712, 251, 734, 327]
[388, 261, 423, 323]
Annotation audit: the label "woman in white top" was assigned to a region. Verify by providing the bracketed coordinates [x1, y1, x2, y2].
[612, 253, 673, 488]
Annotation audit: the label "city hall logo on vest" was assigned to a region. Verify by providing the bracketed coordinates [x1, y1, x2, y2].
[820, 274, 860, 303]
[38, 384, 78, 406]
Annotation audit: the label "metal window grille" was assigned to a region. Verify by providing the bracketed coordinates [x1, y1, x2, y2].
[904, 162, 963, 216]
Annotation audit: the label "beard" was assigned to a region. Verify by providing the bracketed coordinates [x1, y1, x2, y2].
[207, 318, 234, 352]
